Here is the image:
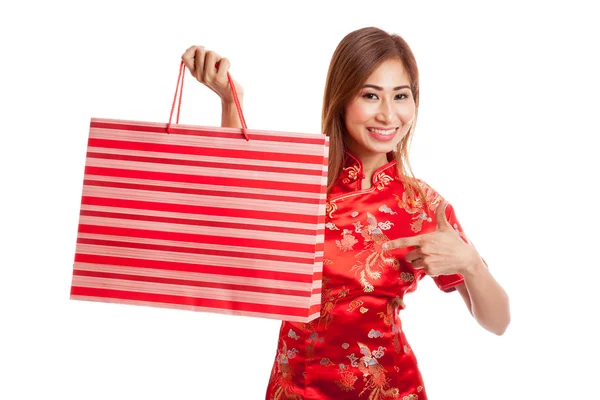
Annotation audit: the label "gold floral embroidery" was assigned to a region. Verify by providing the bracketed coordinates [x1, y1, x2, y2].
[347, 299, 364, 312]
[403, 395, 418, 400]
[269, 339, 304, 400]
[394, 180, 443, 233]
[336, 230, 359, 252]
[399, 271, 415, 283]
[318, 276, 349, 328]
[352, 221, 363, 234]
[374, 172, 394, 190]
[342, 165, 361, 184]
[356, 342, 400, 399]
[378, 297, 405, 353]
[351, 213, 400, 292]
[337, 367, 358, 392]
[325, 201, 338, 219]
[323, 342, 401, 398]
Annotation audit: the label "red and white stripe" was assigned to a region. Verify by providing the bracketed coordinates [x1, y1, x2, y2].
[71, 118, 328, 322]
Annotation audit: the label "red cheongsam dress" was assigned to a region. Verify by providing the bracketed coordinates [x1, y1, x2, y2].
[266, 149, 478, 400]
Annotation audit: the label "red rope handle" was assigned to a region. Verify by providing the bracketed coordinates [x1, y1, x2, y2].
[167, 60, 250, 141]
[167, 61, 185, 134]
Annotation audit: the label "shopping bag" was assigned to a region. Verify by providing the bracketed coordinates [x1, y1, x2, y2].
[70, 61, 329, 322]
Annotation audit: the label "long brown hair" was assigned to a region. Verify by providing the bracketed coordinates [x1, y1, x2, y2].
[322, 27, 429, 209]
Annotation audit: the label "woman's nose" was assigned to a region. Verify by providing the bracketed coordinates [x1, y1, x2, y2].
[376, 99, 394, 124]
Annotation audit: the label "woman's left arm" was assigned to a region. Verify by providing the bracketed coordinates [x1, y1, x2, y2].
[455, 259, 510, 336]
[383, 199, 510, 336]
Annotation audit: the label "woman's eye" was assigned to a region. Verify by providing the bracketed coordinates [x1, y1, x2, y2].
[362, 93, 410, 100]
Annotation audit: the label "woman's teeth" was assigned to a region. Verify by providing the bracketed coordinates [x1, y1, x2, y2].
[368, 128, 397, 135]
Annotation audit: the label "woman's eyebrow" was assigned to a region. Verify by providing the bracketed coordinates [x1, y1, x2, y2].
[363, 84, 410, 91]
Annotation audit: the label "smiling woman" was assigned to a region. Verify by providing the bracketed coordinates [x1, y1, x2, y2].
[343, 59, 416, 189]
[181, 26, 510, 400]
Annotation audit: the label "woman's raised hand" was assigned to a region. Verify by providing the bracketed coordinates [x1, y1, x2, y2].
[181, 45, 244, 104]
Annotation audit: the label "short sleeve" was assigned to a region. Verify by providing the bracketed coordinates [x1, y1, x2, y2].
[432, 201, 487, 293]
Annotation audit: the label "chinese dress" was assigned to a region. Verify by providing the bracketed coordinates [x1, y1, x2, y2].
[266, 149, 476, 400]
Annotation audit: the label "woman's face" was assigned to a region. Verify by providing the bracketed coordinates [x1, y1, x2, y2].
[344, 58, 416, 160]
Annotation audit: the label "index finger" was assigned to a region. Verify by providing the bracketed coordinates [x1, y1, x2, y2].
[181, 45, 204, 75]
[382, 235, 422, 251]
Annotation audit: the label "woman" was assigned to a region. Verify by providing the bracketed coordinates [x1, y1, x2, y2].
[182, 27, 510, 400]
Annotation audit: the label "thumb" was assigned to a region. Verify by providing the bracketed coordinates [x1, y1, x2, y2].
[436, 199, 453, 232]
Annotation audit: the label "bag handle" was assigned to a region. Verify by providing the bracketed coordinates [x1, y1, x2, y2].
[167, 60, 250, 141]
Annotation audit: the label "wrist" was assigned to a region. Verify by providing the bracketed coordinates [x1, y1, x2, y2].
[221, 91, 244, 106]
[221, 98, 243, 129]
[222, 97, 243, 112]
[461, 252, 486, 279]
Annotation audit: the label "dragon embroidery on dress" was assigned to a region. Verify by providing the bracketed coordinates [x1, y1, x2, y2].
[269, 339, 304, 400]
[393, 180, 443, 233]
[351, 213, 400, 292]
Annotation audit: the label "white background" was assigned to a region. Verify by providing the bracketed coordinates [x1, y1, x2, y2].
[1, 1, 598, 399]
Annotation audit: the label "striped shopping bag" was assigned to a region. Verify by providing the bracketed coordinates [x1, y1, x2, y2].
[70, 61, 329, 322]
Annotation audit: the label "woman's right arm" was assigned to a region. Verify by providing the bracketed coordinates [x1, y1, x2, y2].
[181, 45, 244, 129]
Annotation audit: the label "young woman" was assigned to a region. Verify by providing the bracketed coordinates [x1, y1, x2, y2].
[182, 27, 510, 400]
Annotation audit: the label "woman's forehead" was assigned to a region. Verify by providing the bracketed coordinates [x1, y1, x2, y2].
[364, 59, 411, 87]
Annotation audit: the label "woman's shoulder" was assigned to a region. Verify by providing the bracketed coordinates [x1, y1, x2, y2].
[396, 176, 445, 207]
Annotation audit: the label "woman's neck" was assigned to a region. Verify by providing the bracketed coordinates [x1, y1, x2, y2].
[360, 153, 389, 178]
[346, 147, 390, 188]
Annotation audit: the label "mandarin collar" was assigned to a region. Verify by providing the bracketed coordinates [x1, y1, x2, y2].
[337, 149, 399, 192]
